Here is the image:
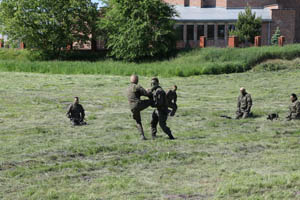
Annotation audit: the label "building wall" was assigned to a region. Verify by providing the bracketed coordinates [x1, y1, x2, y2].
[163, 0, 185, 6]
[216, 0, 226, 8]
[226, 0, 277, 8]
[271, 9, 296, 44]
[190, 0, 202, 7]
[277, 0, 300, 42]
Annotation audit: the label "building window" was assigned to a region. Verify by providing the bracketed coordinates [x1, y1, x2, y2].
[218, 25, 225, 39]
[175, 24, 184, 41]
[184, 0, 190, 7]
[207, 25, 215, 40]
[228, 24, 235, 32]
[197, 25, 204, 40]
[187, 25, 194, 40]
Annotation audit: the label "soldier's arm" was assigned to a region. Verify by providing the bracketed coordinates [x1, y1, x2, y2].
[66, 105, 72, 117]
[237, 97, 241, 111]
[246, 95, 252, 112]
[80, 105, 85, 120]
[296, 102, 300, 113]
[174, 92, 177, 104]
[137, 85, 151, 97]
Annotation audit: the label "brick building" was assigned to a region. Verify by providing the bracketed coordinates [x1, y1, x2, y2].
[164, 0, 300, 47]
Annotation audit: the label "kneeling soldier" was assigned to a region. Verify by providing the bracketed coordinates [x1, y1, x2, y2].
[236, 87, 252, 119]
[286, 93, 300, 120]
[150, 78, 175, 140]
[66, 97, 86, 126]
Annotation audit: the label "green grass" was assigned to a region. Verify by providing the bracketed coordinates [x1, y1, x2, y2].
[1, 44, 300, 76]
[2, 63, 300, 199]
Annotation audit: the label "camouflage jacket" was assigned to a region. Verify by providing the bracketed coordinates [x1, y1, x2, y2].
[288, 100, 300, 119]
[237, 93, 252, 112]
[166, 89, 177, 105]
[151, 86, 168, 112]
[67, 103, 85, 120]
[127, 83, 150, 110]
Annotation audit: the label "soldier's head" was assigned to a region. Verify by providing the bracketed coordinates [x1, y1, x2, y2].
[240, 87, 246, 95]
[130, 75, 139, 84]
[74, 97, 79, 104]
[151, 77, 159, 87]
[290, 93, 298, 102]
[173, 85, 177, 92]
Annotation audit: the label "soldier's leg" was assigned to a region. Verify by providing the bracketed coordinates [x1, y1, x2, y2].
[158, 111, 175, 140]
[151, 110, 159, 139]
[71, 119, 80, 126]
[137, 100, 151, 112]
[235, 111, 243, 119]
[242, 112, 249, 119]
[132, 111, 147, 140]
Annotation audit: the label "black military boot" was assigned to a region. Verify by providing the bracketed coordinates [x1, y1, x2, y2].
[168, 133, 175, 140]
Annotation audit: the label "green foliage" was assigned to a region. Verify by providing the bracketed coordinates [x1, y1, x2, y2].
[1, 44, 300, 76]
[271, 27, 281, 45]
[231, 6, 262, 44]
[0, 0, 99, 57]
[99, 0, 178, 61]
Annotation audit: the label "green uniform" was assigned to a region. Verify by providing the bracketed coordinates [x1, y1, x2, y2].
[67, 103, 85, 125]
[287, 100, 300, 120]
[151, 86, 175, 139]
[166, 89, 177, 116]
[236, 93, 252, 119]
[127, 83, 151, 139]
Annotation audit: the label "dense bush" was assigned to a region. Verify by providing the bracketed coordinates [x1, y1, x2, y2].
[0, 44, 300, 77]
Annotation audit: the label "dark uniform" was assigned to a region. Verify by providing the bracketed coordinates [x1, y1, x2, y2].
[67, 103, 85, 125]
[236, 93, 252, 119]
[151, 86, 175, 139]
[166, 89, 177, 116]
[127, 83, 151, 138]
[287, 100, 300, 120]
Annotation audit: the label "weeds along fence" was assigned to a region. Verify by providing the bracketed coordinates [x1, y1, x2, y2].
[0, 44, 300, 77]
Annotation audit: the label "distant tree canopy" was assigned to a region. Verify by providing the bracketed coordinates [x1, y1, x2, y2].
[232, 6, 262, 44]
[99, 0, 178, 62]
[0, 0, 99, 57]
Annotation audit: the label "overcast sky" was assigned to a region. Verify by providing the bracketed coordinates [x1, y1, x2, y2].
[92, 0, 104, 6]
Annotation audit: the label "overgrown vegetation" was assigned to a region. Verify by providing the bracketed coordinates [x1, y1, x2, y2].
[1, 68, 300, 199]
[99, 0, 177, 61]
[271, 27, 281, 46]
[231, 6, 262, 44]
[1, 44, 300, 76]
[0, 0, 99, 57]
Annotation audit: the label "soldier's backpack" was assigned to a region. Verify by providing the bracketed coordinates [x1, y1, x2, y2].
[153, 87, 167, 108]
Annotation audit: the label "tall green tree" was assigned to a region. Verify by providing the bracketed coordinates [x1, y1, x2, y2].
[0, 0, 99, 57]
[271, 26, 281, 45]
[99, 0, 177, 62]
[232, 6, 262, 44]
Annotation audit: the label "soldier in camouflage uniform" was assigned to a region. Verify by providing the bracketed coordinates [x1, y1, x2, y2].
[286, 93, 300, 120]
[127, 75, 152, 140]
[66, 97, 86, 126]
[150, 78, 175, 140]
[166, 85, 177, 116]
[236, 87, 252, 119]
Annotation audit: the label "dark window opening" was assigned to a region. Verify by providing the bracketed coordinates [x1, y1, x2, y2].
[228, 24, 235, 32]
[184, 0, 190, 7]
[187, 25, 194, 40]
[207, 25, 215, 40]
[218, 25, 225, 39]
[175, 25, 184, 41]
[197, 25, 204, 40]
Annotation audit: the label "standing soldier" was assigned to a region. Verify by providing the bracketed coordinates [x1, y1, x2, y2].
[236, 87, 252, 119]
[150, 77, 175, 140]
[127, 75, 152, 140]
[166, 85, 178, 116]
[66, 97, 86, 126]
[286, 93, 300, 120]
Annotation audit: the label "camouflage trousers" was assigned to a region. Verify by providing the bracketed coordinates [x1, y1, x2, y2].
[151, 109, 174, 139]
[70, 118, 86, 126]
[131, 100, 151, 139]
[236, 110, 251, 119]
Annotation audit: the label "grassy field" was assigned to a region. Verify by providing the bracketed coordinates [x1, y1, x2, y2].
[1, 60, 300, 199]
[1, 44, 300, 76]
